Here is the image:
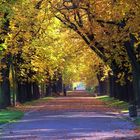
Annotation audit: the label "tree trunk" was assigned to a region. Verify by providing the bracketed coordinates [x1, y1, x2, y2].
[132, 70, 140, 107]
[11, 63, 17, 106]
[57, 75, 63, 93]
[17, 82, 27, 103]
[40, 83, 46, 97]
[124, 37, 140, 106]
[52, 82, 58, 96]
[63, 84, 67, 96]
[97, 78, 108, 95]
[26, 81, 33, 101]
[46, 82, 52, 96]
[109, 74, 115, 97]
[0, 77, 11, 108]
[0, 57, 11, 108]
[32, 82, 40, 99]
[127, 81, 134, 103]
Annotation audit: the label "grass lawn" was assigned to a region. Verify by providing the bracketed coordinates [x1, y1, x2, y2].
[96, 95, 129, 112]
[0, 109, 24, 125]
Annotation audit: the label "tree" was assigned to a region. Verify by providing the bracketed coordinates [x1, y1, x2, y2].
[0, 0, 15, 108]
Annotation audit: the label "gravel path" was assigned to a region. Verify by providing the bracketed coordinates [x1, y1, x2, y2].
[1, 91, 140, 140]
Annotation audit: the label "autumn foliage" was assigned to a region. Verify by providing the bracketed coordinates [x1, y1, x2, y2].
[0, 0, 140, 109]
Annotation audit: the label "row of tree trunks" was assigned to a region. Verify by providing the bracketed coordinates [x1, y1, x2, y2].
[109, 74, 134, 102]
[0, 69, 63, 108]
[97, 73, 134, 103]
[15, 73, 63, 103]
[17, 81, 40, 103]
[96, 59, 135, 103]
[46, 74, 63, 97]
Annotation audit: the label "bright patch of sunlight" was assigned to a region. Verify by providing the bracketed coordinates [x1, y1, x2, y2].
[73, 82, 86, 90]
[121, 110, 129, 113]
[0, 110, 23, 125]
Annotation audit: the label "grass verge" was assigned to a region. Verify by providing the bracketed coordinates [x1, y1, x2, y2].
[134, 118, 140, 127]
[96, 95, 140, 127]
[24, 97, 54, 106]
[0, 109, 24, 125]
[0, 97, 53, 126]
[96, 95, 129, 112]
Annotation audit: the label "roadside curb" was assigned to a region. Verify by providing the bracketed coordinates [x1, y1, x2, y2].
[24, 105, 46, 116]
[118, 112, 140, 127]
[0, 96, 54, 131]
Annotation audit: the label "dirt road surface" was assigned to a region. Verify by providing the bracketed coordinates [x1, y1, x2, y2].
[1, 91, 140, 140]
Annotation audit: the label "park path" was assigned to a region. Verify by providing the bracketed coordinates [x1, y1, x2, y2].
[1, 91, 140, 140]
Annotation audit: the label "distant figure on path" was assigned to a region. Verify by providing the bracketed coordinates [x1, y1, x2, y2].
[63, 84, 67, 96]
